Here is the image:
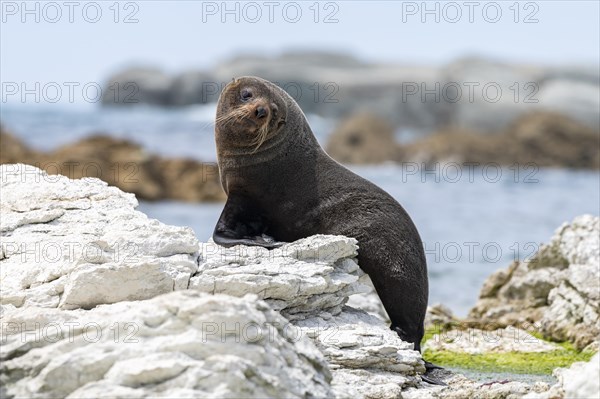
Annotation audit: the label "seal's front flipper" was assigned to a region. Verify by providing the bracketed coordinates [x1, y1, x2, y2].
[257, 233, 285, 248]
[213, 195, 285, 249]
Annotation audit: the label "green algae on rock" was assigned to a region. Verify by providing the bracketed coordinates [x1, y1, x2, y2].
[422, 337, 594, 375]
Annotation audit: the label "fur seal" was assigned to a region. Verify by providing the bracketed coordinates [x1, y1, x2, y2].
[213, 76, 430, 355]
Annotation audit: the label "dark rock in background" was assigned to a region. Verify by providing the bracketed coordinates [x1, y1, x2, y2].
[0, 127, 225, 202]
[325, 113, 400, 164]
[402, 112, 600, 169]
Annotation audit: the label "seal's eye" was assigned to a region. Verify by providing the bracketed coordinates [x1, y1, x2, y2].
[240, 89, 253, 101]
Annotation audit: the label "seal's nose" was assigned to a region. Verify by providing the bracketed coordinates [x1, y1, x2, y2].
[255, 106, 267, 119]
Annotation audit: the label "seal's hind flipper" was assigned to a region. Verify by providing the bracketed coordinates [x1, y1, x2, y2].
[421, 362, 450, 386]
[421, 374, 448, 386]
[424, 360, 444, 371]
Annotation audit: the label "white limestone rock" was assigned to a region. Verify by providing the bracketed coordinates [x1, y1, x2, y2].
[0, 291, 333, 399]
[346, 271, 390, 323]
[404, 374, 545, 399]
[192, 236, 370, 319]
[296, 308, 422, 373]
[296, 307, 424, 397]
[193, 235, 426, 396]
[523, 352, 600, 399]
[469, 215, 600, 349]
[0, 164, 199, 310]
[1, 164, 429, 398]
[557, 352, 600, 399]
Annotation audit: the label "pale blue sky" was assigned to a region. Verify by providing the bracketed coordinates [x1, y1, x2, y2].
[1, 1, 599, 92]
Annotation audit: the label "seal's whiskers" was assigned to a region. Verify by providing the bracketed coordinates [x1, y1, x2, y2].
[250, 114, 271, 152]
[215, 106, 251, 126]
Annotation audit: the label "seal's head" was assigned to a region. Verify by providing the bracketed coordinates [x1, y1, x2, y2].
[215, 76, 288, 153]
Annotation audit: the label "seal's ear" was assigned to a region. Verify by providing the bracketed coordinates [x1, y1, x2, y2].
[278, 120, 287, 128]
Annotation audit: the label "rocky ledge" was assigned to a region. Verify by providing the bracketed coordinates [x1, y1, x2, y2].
[1, 164, 598, 399]
[0, 164, 422, 398]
